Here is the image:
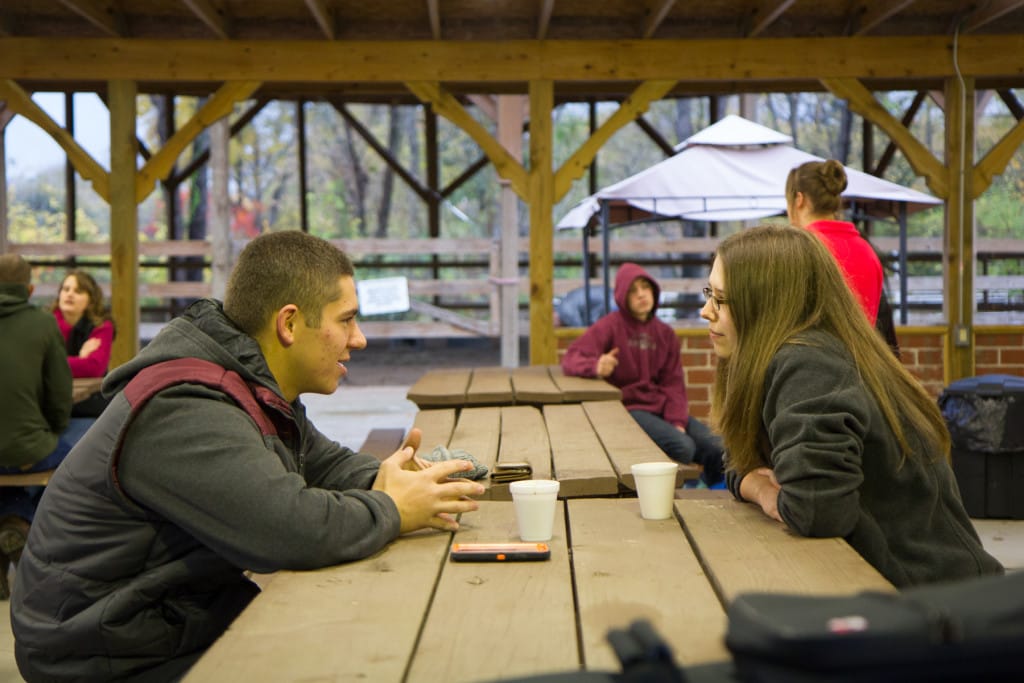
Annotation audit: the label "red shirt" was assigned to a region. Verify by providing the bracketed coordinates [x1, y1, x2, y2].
[807, 220, 884, 324]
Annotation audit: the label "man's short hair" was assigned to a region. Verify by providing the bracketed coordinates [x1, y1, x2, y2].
[224, 231, 355, 335]
[0, 254, 31, 285]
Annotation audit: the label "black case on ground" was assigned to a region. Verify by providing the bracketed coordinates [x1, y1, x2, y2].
[724, 571, 1024, 683]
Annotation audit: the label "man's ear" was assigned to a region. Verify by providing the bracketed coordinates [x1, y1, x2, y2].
[275, 305, 300, 346]
[27, 284, 35, 296]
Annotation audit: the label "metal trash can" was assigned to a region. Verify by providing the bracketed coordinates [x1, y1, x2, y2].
[938, 374, 1024, 519]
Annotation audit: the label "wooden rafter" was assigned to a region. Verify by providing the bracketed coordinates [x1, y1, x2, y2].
[1, 36, 1022, 83]
[963, 0, 1024, 33]
[748, 0, 796, 38]
[873, 90, 925, 176]
[998, 89, 1024, 120]
[426, 0, 441, 40]
[852, 1, 917, 37]
[304, 0, 335, 40]
[537, 0, 555, 40]
[554, 80, 676, 201]
[0, 79, 109, 200]
[328, 98, 431, 201]
[974, 116, 1024, 195]
[182, 0, 231, 40]
[642, 0, 676, 39]
[136, 80, 261, 202]
[168, 98, 269, 186]
[821, 76, 947, 198]
[405, 81, 528, 198]
[58, 0, 121, 37]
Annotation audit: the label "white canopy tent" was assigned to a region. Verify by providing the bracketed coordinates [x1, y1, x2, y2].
[557, 115, 941, 227]
[555, 115, 943, 324]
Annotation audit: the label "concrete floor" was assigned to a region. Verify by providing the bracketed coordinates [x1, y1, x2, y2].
[1, 383, 1022, 682]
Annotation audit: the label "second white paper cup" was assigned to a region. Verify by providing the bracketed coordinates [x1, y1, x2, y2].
[631, 462, 679, 520]
[509, 479, 560, 541]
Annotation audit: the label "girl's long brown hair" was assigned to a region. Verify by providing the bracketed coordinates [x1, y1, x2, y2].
[710, 226, 949, 475]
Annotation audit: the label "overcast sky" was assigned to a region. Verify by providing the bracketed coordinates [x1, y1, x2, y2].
[4, 92, 110, 179]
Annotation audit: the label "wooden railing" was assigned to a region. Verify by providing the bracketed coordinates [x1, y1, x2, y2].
[11, 235, 1024, 337]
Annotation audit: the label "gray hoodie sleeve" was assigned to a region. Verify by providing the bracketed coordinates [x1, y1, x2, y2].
[117, 384, 401, 573]
[762, 339, 868, 538]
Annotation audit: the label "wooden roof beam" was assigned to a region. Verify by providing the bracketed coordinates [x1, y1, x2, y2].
[748, 0, 796, 38]
[963, 0, 1024, 33]
[537, 0, 555, 40]
[642, 0, 676, 39]
[58, 0, 122, 38]
[851, 1, 917, 37]
[182, 0, 231, 40]
[0, 12, 14, 37]
[427, 0, 441, 40]
[304, 0, 336, 40]
[2, 36, 1023, 82]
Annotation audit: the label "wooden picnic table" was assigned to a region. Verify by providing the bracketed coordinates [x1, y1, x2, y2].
[412, 398, 703, 497]
[184, 493, 892, 683]
[406, 364, 621, 409]
[72, 377, 103, 403]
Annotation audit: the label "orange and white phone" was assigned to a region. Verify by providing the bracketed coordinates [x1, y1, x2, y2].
[449, 542, 550, 562]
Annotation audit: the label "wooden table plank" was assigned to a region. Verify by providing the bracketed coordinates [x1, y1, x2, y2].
[490, 405, 552, 501]
[465, 366, 514, 405]
[544, 404, 619, 498]
[568, 499, 730, 668]
[406, 368, 472, 407]
[583, 400, 702, 487]
[549, 365, 622, 402]
[408, 501, 578, 683]
[676, 494, 894, 601]
[183, 530, 452, 683]
[511, 365, 565, 404]
[449, 407, 502, 499]
[412, 408, 457, 452]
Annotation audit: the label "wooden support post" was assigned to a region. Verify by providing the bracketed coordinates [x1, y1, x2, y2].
[944, 76, 976, 382]
[497, 95, 525, 367]
[210, 116, 231, 300]
[528, 80, 555, 366]
[108, 80, 139, 369]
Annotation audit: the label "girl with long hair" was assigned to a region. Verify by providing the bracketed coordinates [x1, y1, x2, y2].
[702, 225, 1001, 587]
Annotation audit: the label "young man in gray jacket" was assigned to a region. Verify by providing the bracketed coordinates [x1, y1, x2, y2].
[13, 231, 484, 682]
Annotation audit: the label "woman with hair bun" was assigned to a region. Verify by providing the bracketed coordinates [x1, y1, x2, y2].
[785, 159, 884, 324]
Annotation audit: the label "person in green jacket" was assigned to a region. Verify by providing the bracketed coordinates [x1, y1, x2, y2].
[0, 254, 92, 597]
[701, 226, 1003, 588]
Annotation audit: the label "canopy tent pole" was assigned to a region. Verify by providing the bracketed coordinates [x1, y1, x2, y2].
[601, 199, 612, 320]
[899, 203, 908, 325]
[582, 209, 593, 326]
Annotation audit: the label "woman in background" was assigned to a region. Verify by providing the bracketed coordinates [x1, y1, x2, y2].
[701, 225, 1002, 587]
[50, 269, 114, 416]
[785, 159, 884, 324]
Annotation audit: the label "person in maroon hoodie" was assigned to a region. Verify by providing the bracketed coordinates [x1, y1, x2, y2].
[561, 263, 724, 486]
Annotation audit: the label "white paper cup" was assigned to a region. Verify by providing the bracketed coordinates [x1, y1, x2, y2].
[631, 462, 679, 520]
[509, 479, 560, 541]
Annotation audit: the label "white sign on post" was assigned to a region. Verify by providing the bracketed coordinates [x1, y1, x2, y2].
[356, 276, 411, 316]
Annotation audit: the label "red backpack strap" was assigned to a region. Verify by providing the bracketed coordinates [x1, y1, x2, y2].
[122, 358, 279, 436]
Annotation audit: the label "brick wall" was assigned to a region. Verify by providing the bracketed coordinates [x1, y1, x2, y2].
[556, 325, 1024, 420]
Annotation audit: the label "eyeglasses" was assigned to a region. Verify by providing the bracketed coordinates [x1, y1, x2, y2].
[701, 287, 728, 311]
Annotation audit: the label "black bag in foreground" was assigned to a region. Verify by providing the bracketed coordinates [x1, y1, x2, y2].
[492, 619, 738, 683]
[725, 570, 1024, 683]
